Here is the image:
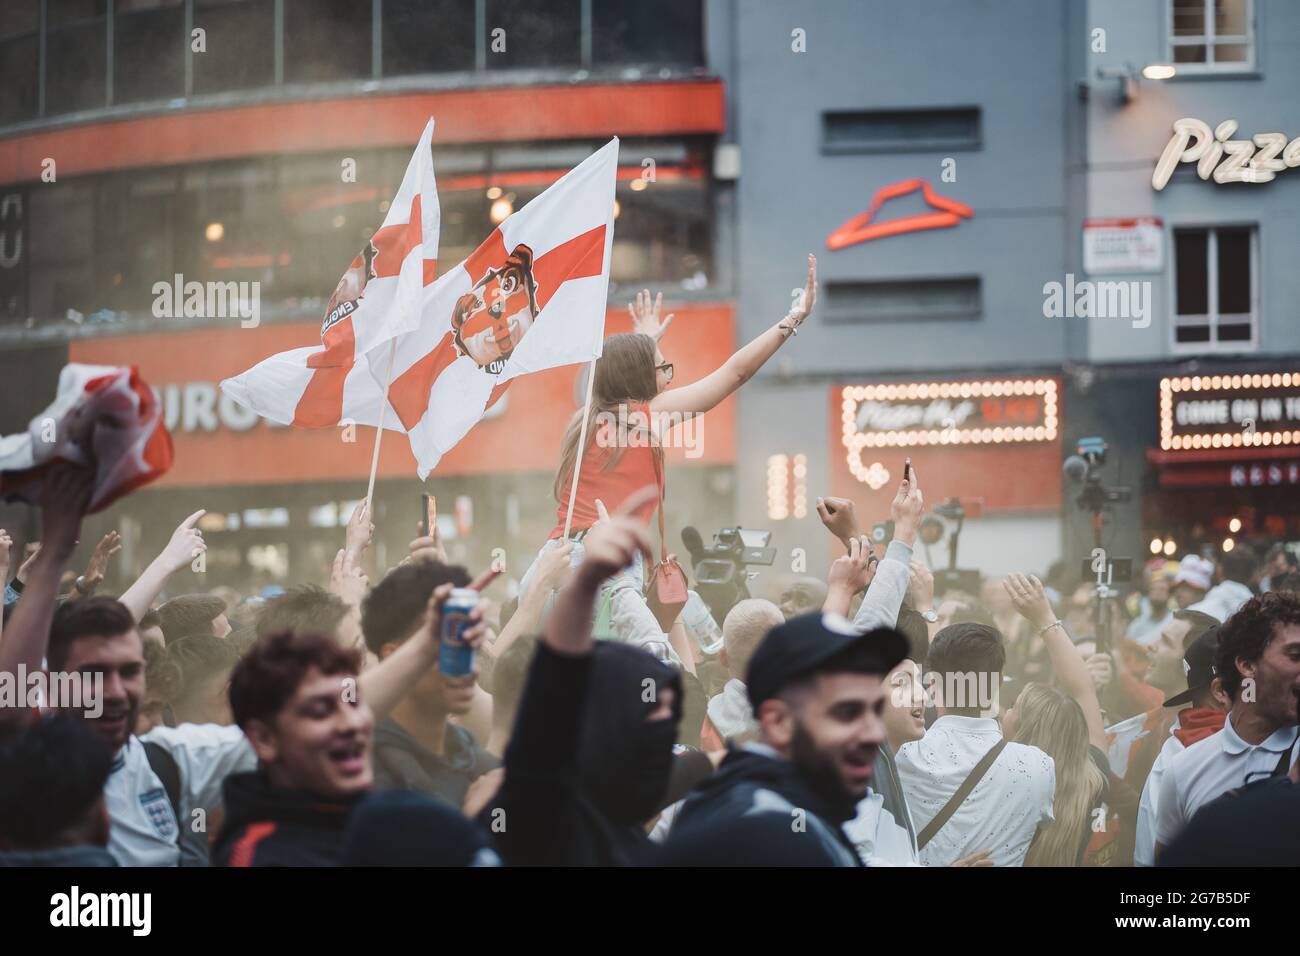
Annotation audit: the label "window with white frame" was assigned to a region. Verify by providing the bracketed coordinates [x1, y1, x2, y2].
[1169, 0, 1254, 70]
[1173, 226, 1256, 349]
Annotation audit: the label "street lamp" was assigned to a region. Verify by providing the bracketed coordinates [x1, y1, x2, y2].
[1093, 63, 1176, 105]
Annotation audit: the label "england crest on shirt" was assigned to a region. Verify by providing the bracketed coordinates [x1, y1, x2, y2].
[139, 787, 177, 839]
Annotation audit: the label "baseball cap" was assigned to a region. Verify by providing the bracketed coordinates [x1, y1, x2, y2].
[745, 612, 909, 709]
[1174, 555, 1214, 593]
[1163, 625, 1220, 708]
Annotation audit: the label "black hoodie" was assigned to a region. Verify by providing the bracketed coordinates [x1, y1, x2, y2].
[481, 641, 687, 866]
[213, 772, 361, 867]
[652, 744, 864, 866]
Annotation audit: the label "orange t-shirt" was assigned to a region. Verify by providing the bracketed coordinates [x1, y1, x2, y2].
[550, 403, 663, 537]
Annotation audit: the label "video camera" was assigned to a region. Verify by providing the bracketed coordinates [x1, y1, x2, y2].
[681, 526, 777, 626]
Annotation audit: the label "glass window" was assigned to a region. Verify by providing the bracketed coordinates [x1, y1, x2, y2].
[0, 190, 26, 324]
[1168, 0, 1252, 70]
[45, 1, 108, 115]
[592, 0, 703, 66]
[0, 31, 39, 125]
[283, 0, 372, 84]
[1174, 226, 1255, 349]
[193, 0, 274, 94]
[96, 169, 180, 313]
[485, 0, 581, 71]
[28, 182, 97, 320]
[113, 0, 185, 105]
[382, 0, 475, 75]
[275, 149, 392, 303]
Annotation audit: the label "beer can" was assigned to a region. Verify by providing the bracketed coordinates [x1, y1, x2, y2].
[439, 587, 479, 677]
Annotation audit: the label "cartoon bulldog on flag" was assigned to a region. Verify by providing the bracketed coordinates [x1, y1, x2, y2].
[449, 244, 539, 374]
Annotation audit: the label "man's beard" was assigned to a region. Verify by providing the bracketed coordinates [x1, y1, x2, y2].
[789, 721, 862, 814]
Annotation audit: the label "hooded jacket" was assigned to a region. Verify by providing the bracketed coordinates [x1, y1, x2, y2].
[213, 772, 360, 867]
[481, 641, 684, 866]
[653, 743, 863, 866]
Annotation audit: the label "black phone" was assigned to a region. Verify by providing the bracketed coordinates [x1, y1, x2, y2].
[903, 457, 912, 482]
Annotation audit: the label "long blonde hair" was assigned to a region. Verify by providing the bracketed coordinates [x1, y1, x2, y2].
[1012, 683, 1105, 867]
[553, 332, 661, 503]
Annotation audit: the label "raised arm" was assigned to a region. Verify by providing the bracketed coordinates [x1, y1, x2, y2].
[486, 541, 574, 663]
[118, 509, 206, 621]
[650, 255, 816, 417]
[823, 535, 876, 618]
[0, 465, 93, 731]
[356, 580, 486, 721]
[1004, 573, 1107, 751]
[853, 466, 924, 632]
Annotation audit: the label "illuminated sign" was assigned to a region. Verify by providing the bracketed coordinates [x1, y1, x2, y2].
[826, 179, 972, 250]
[1159, 373, 1300, 450]
[840, 379, 1058, 484]
[1152, 119, 1300, 190]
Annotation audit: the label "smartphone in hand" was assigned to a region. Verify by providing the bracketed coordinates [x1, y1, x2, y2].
[422, 493, 437, 538]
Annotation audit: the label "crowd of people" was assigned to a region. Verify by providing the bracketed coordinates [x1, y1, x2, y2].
[0, 273, 1297, 868]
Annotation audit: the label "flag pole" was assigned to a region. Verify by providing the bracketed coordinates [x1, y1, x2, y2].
[562, 353, 599, 539]
[366, 339, 399, 509]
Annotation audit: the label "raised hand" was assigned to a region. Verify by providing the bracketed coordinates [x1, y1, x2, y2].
[1003, 573, 1055, 630]
[890, 464, 924, 546]
[82, 531, 123, 590]
[1085, 652, 1114, 693]
[329, 547, 369, 610]
[907, 558, 935, 612]
[827, 534, 877, 596]
[161, 510, 206, 573]
[0, 529, 11, 572]
[816, 495, 860, 546]
[628, 289, 675, 342]
[531, 540, 575, 596]
[779, 254, 818, 335]
[344, 499, 374, 561]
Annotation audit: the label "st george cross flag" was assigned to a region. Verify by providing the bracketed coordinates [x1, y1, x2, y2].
[374, 137, 618, 477]
[221, 118, 441, 431]
[0, 364, 173, 513]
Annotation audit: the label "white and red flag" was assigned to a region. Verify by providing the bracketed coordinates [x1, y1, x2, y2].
[0, 364, 173, 512]
[221, 118, 441, 431]
[378, 137, 618, 476]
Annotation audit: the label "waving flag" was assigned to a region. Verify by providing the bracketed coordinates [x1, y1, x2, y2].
[0, 364, 173, 513]
[378, 137, 618, 477]
[221, 118, 441, 430]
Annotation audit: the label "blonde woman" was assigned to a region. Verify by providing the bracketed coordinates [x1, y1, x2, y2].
[1002, 573, 1110, 866]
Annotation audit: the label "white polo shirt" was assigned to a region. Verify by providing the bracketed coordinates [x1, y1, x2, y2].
[1135, 724, 1184, 868]
[105, 723, 255, 867]
[896, 716, 1055, 867]
[1154, 716, 1299, 854]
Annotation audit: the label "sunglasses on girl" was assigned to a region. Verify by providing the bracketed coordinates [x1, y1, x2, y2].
[656, 362, 674, 382]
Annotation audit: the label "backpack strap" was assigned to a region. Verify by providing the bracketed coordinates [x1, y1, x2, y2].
[916, 738, 1007, 851]
[142, 740, 183, 846]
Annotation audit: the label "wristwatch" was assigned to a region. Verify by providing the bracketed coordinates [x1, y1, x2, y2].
[919, 607, 939, 623]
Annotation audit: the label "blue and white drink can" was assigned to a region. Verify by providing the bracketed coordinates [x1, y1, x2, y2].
[439, 587, 478, 677]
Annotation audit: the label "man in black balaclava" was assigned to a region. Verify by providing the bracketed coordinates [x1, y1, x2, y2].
[481, 489, 693, 865]
[579, 642, 682, 841]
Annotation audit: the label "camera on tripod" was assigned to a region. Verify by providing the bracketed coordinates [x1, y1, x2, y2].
[685, 527, 777, 625]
